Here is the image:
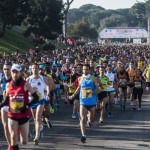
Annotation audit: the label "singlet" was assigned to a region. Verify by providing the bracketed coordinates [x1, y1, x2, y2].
[117, 72, 128, 87]
[133, 76, 143, 89]
[145, 68, 150, 82]
[128, 70, 136, 84]
[105, 72, 115, 91]
[7, 80, 30, 119]
[137, 61, 143, 71]
[79, 75, 96, 105]
[98, 75, 107, 91]
[28, 75, 46, 100]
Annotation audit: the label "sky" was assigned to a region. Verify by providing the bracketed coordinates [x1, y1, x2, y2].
[69, 0, 146, 9]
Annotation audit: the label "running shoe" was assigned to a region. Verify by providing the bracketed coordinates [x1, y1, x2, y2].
[99, 117, 103, 123]
[50, 107, 55, 114]
[133, 106, 137, 111]
[86, 120, 92, 127]
[33, 137, 39, 145]
[138, 107, 141, 111]
[72, 114, 76, 119]
[108, 112, 112, 118]
[45, 118, 53, 129]
[81, 135, 86, 143]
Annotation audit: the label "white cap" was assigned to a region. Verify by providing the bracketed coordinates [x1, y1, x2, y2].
[11, 64, 22, 72]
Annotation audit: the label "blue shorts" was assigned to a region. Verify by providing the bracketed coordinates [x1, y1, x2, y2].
[107, 90, 115, 95]
[82, 105, 96, 111]
[45, 100, 50, 107]
[30, 99, 46, 110]
[54, 88, 60, 96]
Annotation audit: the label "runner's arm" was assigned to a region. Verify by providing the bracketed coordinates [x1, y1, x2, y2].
[93, 77, 100, 94]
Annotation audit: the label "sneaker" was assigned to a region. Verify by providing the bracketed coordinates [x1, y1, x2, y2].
[50, 107, 55, 114]
[45, 118, 53, 129]
[72, 114, 76, 119]
[81, 135, 86, 143]
[7, 146, 12, 150]
[133, 106, 137, 111]
[87, 120, 92, 127]
[99, 117, 103, 123]
[33, 137, 39, 145]
[138, 107, 141, 111]
[108, 112, 112, 118]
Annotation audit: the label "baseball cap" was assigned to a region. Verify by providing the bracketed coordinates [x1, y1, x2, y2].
[107, 64, 112, 67]
[39, 64, 45, 70]
[11, 64, 22, 72]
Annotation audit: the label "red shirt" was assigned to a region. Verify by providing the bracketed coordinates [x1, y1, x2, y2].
[7, 80, 30, 119]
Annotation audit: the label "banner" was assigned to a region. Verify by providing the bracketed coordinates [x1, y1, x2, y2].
[100, 27, 148, 39]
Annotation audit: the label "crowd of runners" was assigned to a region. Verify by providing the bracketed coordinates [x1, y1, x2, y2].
[0, 43, 150, 149]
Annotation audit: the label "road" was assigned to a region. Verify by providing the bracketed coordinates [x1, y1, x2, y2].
[1, 95, 150, 150]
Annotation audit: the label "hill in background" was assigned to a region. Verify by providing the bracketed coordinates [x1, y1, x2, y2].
[0, 26, 35, 55]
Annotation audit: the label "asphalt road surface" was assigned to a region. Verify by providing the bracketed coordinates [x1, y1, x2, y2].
[1, 95, 150, 150]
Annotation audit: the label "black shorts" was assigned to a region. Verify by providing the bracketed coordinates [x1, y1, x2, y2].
[146, 82, 150, 87]
[98, 92, 107, 101]
[127, 84, 134, 88]
[10, 117, 30, 125]
[60, 84, 64, 90]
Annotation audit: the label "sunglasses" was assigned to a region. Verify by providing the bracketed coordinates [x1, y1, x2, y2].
[4, 68, 10, 70]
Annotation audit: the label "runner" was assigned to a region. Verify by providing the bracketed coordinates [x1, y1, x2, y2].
[105, 64, 116, 117]
[27, 63, 51, 145]
[133, 69, 145, 110]
[97, 66, 108, 123]
[117, 65, 129, 110]
[0, 64, 39, 150]
[0, 63, 12, 150]
[69, 64, 99, 143]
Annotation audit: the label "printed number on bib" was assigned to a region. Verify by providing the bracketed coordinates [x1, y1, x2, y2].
[134, 82, 141, 88]
[10, 97, 24, 113]
[82, 89, 92, 99]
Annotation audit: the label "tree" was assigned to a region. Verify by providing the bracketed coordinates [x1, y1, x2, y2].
[63, 0, 74, 37]
[0, 0, 29, 34]
[67, 20, 98, 40]
[24, 0, 63, 43]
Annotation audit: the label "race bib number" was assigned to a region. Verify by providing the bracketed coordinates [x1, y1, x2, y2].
[135, 82, 141, 88]
[37, 93, 42, 101]
[33, 87, 42, 100]
[10, 96, 24, 113]
[108, 81, 113, 87]
[82, 89, 92, 99]
[120, 79, 127, 86]
[99, 85, 107, 91]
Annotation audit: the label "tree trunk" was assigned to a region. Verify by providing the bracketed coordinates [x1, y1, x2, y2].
[2, 23, 6, 34]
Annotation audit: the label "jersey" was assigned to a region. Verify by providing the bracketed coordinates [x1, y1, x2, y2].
[79, 75, 96, 105]
[7, 80, 30, 119]
[28, 75, 46, 100]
